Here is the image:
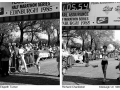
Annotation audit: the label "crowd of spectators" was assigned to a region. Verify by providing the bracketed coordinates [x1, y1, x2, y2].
[0, 42, 60, 77]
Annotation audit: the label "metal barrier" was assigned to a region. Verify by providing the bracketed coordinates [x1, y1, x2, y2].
[0, 50, 53, 73]
[9, 51, 35, 72]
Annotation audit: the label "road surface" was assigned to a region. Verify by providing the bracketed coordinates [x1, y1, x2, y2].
[0, 58, 60, 85]
[63, 58, 120, 85]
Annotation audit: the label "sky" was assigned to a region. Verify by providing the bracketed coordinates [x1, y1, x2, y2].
[114, 30, 120, 42]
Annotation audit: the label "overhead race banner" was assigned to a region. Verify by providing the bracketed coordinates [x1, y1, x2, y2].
[62, 16, 94, 26]
[62, 2, 93, 26]
[62, 2, 120, 26]
[91, 2, 120, 26]
[0, 2, 59, 17]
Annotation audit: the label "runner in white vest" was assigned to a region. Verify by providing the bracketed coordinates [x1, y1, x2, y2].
[19, 45, 28, 73]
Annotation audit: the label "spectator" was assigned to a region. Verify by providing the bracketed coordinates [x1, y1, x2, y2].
[55, 47, 60, 77]
[85, 50, 89, 67]
[19, 45, 28, 73]
[14, 44, 20, 72]
[49, 46, 53, 58]
[0, 44, 11, 77]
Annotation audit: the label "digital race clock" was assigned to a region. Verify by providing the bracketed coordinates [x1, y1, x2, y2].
[62, 2, 89, 12]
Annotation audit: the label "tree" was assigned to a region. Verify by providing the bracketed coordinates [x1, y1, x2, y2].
[64, 30, 114, 51]
[0, 23, 11, 45]
[0, 19, 59, 46]
[36, 20, 59, 46]
[75, 30, 88, 51]
[52, 19, 60, 45]
[87, 30, 114, 50]
[94, 30, 114, 48]
[9, 21, 37, 44]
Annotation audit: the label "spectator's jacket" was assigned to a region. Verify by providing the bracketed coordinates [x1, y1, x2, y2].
[55, 51, 60, 62]
[14, 47, 19, 58]
[1, 48, 11, 61]
[85, 52, 89, 58]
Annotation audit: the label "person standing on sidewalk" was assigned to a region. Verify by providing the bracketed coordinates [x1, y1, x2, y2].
[0, 44, 11, 77]
[55, 47, 60, 77]
[14, 44, 20, 72]
[85, 50, 89, 67]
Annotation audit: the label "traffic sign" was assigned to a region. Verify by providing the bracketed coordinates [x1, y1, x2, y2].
[0, 2, 59, 17]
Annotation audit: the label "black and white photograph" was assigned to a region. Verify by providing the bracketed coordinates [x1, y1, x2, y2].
[62, 2, 120, 85]
[0, 2, 60, 85]
[1, 1, 120, 89]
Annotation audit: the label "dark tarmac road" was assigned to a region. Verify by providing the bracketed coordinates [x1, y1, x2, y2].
[0, 58, 60, 85]
[63, 58, 120, 85]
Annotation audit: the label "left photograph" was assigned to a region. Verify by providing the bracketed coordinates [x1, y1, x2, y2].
[0, 2, 60, 85]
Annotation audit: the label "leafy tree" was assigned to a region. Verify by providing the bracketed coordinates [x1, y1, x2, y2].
[63, 30, 114, 51]
[0, 23, 11, 45]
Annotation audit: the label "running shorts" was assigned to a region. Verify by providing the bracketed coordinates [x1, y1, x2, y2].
[101, 60, 108, 65]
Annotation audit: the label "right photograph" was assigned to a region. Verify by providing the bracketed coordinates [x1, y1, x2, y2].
[62, 2, 120, 85]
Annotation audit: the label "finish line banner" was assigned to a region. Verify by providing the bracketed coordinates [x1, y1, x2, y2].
[62, 16, 94, 26]
[62, 2, 120, 26]
[0, 2, 59, 17]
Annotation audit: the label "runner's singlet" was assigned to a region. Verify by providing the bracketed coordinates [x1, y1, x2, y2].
[101, 51, 108, 65]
